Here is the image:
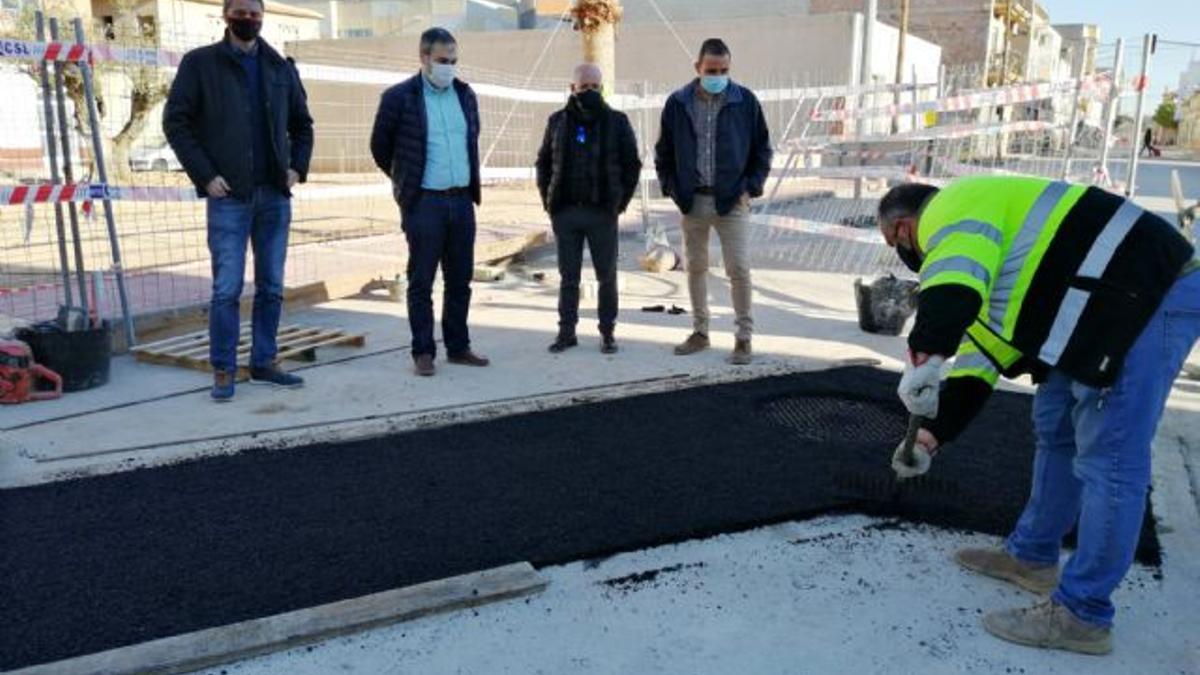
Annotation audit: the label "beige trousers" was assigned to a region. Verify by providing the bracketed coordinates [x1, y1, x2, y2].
[681, 195, 753, 341]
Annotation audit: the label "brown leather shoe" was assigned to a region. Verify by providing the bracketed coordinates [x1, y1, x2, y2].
[414, 354, 436, 377]
[447, 351, 490, 367]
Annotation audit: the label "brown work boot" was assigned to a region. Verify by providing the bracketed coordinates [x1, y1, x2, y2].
[448, 350, 490, 367]
[414, 354, 436, 377]
[955, 547, 1059, 595]
[983, 600, 1113, 655]
[673, 331, 710, 356]
[727, 338, 752, 365]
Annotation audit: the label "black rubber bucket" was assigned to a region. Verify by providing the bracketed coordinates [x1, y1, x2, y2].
[854, 275, 918, 336]
[16, 320, 112, 393]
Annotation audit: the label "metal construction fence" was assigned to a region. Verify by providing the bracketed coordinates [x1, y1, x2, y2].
[0, 21, 1147, 341]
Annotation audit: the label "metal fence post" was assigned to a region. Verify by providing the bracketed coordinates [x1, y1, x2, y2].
[35, 12, 74, 315]
[1096, 38, 1124, 187]
[1059, 76, 1085, 181]
[72, 17, 136, 344]
[1125, 34, 1154, 198]
[47, 18, 89, 321]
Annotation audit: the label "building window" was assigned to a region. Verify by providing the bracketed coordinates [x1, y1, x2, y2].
[341, 28, 374, 38]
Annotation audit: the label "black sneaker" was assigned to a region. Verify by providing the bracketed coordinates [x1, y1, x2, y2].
[249, 365, 305, 389]
[601, 334, 618, 354]
[548, 335, 578, 353]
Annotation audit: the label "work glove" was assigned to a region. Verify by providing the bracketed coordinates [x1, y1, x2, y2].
[892, 438, 934, 479]
[897, 354, 945, 418]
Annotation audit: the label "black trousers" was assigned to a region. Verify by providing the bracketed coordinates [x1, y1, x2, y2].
[402, 193, 475, 359]
[552, 205, 618, 336]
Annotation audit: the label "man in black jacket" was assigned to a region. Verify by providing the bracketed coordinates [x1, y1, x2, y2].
[370, 28, 488, 377]
[163, 0, 313, 402]
[536, 64, 641, 354]
[655, 38, 772, 365]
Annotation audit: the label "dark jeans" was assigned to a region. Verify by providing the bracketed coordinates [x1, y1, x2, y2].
[552, 205, 618, 336]
[402, 193, 476, 359]
[206, 187, 291, 373]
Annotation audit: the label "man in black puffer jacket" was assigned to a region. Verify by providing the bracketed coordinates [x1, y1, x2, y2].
[536, 63, 641, 355]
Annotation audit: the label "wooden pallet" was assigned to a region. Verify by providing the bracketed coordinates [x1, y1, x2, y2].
[131, 323, 366, 378]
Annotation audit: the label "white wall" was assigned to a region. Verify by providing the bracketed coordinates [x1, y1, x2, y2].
[860, 20, 942, 135]
[154, 0, 321, 51]
[0, 65, 43, 154]
[1181, 60, 1200, 98]
[619, 0, 812, 24]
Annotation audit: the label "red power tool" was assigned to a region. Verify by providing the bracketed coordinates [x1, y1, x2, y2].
[0, 339, 63, 404]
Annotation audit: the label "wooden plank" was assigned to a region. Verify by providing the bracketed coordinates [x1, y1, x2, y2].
[135, 322, 256, 353]
[132, 330, 209, 353]
[232, 327, 331, 358]
[267, 327, 333, 351]
[132, 350, 212, 375]
[274, 333, 364, 361]
[11, 562, 547, 675]
[168, 325, 304, 360]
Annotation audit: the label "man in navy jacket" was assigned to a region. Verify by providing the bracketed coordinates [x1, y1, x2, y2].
[655, 38, 772, 365]
[164, 0, 313, 402]
[370, 28, 489, 377]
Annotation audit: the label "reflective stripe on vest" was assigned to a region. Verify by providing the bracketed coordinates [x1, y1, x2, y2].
[966, 321, 1023, 371]
[1038, 199, 1144, 366]
[926, 220, 1005, 250]
[988, 180, 1072, 332]
[920, 255, 993, 289]
[949, 340, 1001, 386]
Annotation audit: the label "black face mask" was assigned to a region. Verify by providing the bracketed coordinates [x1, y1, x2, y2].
[227, 18, 262, 42]
[574, 89, 603, 111]
[897, 244, 923, 273]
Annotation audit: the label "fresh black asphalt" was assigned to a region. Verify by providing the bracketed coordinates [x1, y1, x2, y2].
[0, 367, 1160, 670]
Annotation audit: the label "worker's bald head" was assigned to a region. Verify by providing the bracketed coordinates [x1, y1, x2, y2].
[571, 63, 603, 93]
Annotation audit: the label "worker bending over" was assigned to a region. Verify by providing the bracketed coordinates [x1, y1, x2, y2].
[878, 176, 1199, 654]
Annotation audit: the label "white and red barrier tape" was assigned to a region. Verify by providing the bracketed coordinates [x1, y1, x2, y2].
[90, 43, 183, 67]
[0, 38, 89, 62]
[831, 119, 1060, 145]
[0, 183, 200, 206]
[810, 74, 1114, 122]
[0, 37, 188, 67]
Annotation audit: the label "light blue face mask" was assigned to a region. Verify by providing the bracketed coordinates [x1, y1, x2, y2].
[700, 75, 729, 95]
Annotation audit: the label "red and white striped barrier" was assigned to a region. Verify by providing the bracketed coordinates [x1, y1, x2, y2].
[0, 38, 89, 63]
[828, 119, 1060, 145]
[810, 74, 1113, 122]
[90, 43, 184, 68]
[0, 183, 200, 206]
[0, 37, 188, 67]
[2, 183, 90, 205]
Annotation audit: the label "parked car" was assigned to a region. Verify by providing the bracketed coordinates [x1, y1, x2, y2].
[129, 145, 183, 172]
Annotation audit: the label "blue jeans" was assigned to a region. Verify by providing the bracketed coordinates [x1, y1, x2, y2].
[206, 187, 291, 373]
[1005, 270, 1200, 627]
[402, 193, 476, 358]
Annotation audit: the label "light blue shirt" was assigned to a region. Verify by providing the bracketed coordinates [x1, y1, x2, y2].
[421, 73, 470, 190]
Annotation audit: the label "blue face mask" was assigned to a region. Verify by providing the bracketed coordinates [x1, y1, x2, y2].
[700, 75, 729, 95]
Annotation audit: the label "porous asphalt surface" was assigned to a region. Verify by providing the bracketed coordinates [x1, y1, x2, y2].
[0, 367, 1160, 669]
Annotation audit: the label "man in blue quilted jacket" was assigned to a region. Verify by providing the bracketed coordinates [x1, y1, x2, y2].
[370, 28, 489, 377]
